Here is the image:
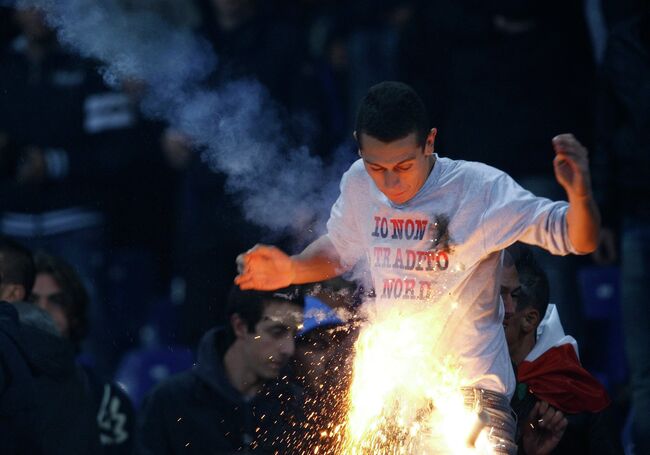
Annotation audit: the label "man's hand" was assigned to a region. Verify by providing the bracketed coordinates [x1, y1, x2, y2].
[522, 400, 568, 455]
[552, 134, 592, 199]
[234, 244, 295, 291]
[553, 134, 601, 253]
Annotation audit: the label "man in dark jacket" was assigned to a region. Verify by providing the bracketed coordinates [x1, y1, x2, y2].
[594, 4, 650, 453]
[0, 5, 162, 376]
[0, 236, 100, 454]
[0, 301, 100, 455]
[30, 251, 136, 455]
[135, 286, 305, 454]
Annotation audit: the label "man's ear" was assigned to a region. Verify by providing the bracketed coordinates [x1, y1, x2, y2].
[353, 131, 362, 157]
[424, 128, 437, 156]
[522, 308, 540, 334]
[0, 284, 26, 302]
[230, 313, 250, 339]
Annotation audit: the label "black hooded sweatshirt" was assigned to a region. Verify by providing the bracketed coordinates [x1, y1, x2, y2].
[0, 301, 100, 455]
[135, 327, 305, 455]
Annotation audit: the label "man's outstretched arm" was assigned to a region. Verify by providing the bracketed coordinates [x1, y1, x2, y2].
[234, 235, 348, 290]
[552, 134, 601, 254]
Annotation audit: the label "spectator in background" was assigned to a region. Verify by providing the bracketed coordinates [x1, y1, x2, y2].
[594, 2, 650, 452]
[0, 5, 160, 376]
[502, 246, 622, 454]
[346, 0, 415, 126]
[292, 294, 356, 454]
[0, 236, 35, 303]
[30, 251, 136, 455]
[399, 0, 597, 344]
[0, 237, 100, 454]
[135, 286, 305, 454]
[166, 0, 329, 345]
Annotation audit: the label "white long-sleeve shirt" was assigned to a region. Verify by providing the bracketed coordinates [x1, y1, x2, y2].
[327, 156, 578, 397]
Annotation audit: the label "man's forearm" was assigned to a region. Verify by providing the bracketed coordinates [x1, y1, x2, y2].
[567, 194, 601, 254]
[290, 235, 349, 284]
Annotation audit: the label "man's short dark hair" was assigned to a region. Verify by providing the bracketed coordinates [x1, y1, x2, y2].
[0, 236, 35, 297]
[513, 247, 550, 319]
[32, 252, 89, 347]
[225, 286, 305, 344]
[355, 81, 429, 147]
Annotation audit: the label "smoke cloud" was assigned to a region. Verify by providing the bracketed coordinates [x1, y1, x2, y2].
[17, 0, 353, 239]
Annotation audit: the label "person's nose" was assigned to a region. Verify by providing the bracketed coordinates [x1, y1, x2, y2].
[503, 295, 515, 314]
[383, 171, 401, 190]
[279, 336, 296, 358]
[35, 297, 48, 311]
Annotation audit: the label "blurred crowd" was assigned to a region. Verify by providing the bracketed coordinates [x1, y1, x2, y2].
[0, 0, 648, 453]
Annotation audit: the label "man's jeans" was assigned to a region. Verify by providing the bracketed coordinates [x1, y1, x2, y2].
[462, 387, 518, 455]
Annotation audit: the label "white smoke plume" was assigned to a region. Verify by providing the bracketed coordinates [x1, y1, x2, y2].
[16, 0, 353, 239]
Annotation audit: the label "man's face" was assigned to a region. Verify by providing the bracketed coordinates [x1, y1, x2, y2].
[30, 272, 69, 337]
[294, 325, 346, 392]
[358, 130, 435, 205]
[240, 302, 303, 381]
[500, 263, 523, 349]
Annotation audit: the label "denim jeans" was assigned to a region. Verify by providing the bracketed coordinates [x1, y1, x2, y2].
[461, 387, 518, 455]
[620, 216, 650, 455]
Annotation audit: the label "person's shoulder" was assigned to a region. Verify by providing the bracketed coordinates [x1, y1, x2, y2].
[438, 156, 507, 186]
[0, 301, 19, 325]
[145, 370, 197, 405]
[340, 159, 369, 187]
[345, 158, 366, 175]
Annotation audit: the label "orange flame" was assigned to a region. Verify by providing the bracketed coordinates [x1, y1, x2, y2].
[342, 299, 496, 454]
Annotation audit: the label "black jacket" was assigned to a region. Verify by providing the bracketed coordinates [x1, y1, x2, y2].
[510, 372, 623, 455]
[0, 301, 100, 455]
[84, 364, 136, 455]
[135, 327, 304, 454]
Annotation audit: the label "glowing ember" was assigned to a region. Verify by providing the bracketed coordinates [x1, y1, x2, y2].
[341, 300, 497, 454]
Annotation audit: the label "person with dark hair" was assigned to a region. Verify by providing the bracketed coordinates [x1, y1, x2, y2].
[594, 3, 650, 452]
[0, 301, 101, 455]
[0, 235, 35, 302]
[291, 294, 356, 454]
[236, 80, 600, 451]
[29, 251, 135, 455]
[135, 286, 305, 454]
[30, 251, 89, 346]
[502, 246, 622, 454]
[0, 5, 168, 377]
[502, 247, 551, 367]
[1, 241, 100, 454]
[165, 0, 330, 347]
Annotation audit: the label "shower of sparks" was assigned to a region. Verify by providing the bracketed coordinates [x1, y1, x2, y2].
[340, 299, 496, 454]
[283, 288, 503, 454]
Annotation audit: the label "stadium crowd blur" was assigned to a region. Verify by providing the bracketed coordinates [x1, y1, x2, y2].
[0, 0, 648, 453]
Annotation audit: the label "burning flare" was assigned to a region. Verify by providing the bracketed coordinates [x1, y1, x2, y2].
[342, 299, 496, 454]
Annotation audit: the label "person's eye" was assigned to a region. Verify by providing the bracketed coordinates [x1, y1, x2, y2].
[397, 164, 413, 172]
[48, 293, 65, 306]
[370, 166, 384, 172]
[268, 327, 288, 338]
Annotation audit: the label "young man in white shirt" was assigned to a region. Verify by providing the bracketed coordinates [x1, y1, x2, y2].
[235, 81, 600, 450]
